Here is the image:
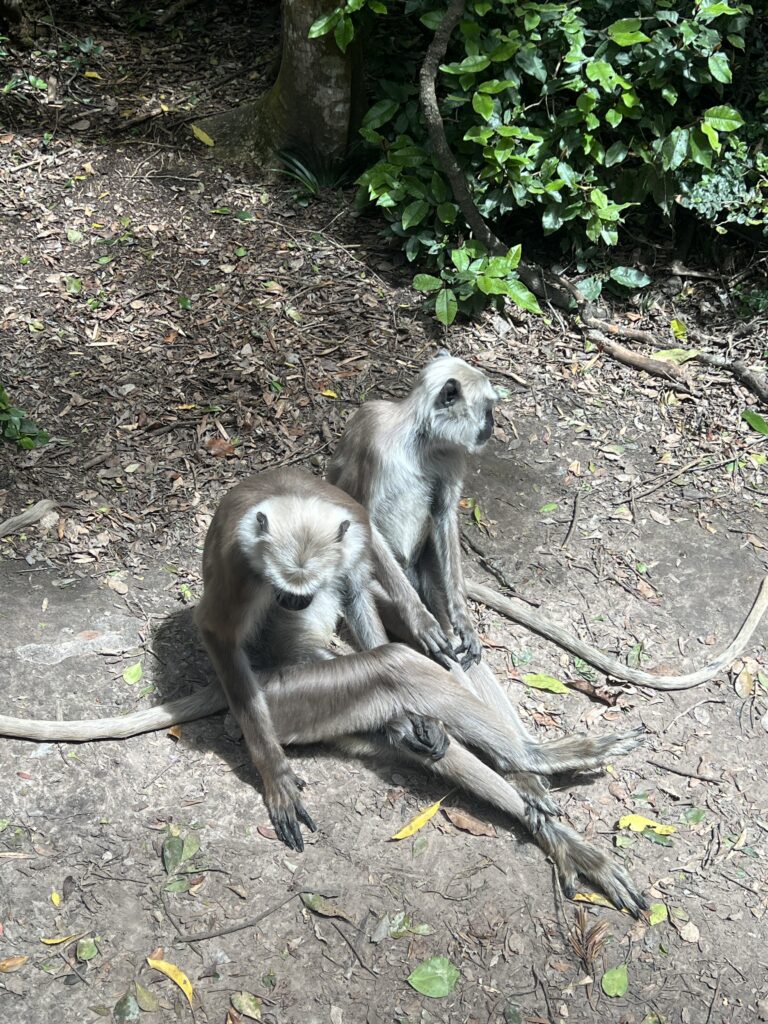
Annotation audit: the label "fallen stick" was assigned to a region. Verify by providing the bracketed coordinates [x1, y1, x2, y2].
[0, 499, 58, 538]
[466, 577, 768, 691]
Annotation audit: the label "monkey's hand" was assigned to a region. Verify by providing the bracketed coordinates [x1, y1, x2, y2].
[406, 606, 456, 667]
[264, 768, 317, 853]
[452, 614, 482, 668]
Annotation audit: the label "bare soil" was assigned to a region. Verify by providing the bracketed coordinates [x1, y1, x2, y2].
[1, 4, 767, 1023]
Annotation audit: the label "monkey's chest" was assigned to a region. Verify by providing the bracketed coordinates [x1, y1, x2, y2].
[374, 468, 432, 569]
[262, 588, 343, 665]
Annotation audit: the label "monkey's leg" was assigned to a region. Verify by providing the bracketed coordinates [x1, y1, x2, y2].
[337, 732, 646, 916]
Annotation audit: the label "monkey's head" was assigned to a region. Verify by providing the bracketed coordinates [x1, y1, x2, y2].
[416, 354, 498, 453]
[238, 497, 365, 611]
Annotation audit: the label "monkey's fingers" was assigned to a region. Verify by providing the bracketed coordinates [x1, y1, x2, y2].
[270, 808, 305, 853]
[296, 804, 318, 833]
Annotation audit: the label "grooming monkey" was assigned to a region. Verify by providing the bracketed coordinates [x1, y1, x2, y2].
[327, 352, 530, 731]
[0, 469, 645, 911]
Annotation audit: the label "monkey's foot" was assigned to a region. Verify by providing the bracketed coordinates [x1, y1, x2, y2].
[452, 619, 482, 668]
[528, 726, 645, 776]
[538, 820, 648, 918]
[410, 609, 456, 666]
[264, 769, 317, 853]
[386, 714, 449, 762]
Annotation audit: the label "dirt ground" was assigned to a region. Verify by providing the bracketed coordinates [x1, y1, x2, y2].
[1, 4, 768, 1023]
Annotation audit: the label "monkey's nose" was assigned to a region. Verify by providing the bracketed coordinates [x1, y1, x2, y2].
[276, 590, 314, 611]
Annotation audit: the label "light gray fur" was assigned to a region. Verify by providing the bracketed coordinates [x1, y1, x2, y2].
[326, 353, 531, 735]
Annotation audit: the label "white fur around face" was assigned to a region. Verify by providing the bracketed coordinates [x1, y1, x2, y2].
[410, 356, 498, 453]
[237, 495, 368, 598]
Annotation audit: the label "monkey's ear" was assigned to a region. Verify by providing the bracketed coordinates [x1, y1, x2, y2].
[256, 510, 269, 533]
[337, 519, 350, 541]
[435, 348, 451, 359]
[439, 378, 461, 407]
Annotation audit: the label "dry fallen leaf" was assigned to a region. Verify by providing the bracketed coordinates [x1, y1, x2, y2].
[391, 799, 443, 840]
[679, 921, 700, 943]
[0, 956, 29, 973]
[442, 807, 497, 838]
[146, 957, 193, 1006]
[205, 437, 237, 458]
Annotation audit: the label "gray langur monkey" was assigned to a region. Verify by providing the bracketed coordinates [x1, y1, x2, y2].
[0, 469, 646, 912]
[327, 352, 530, 730]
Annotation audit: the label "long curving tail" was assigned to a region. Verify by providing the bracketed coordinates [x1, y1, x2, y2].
[0, 683, 227, 741]
[466, 576, 768, 691]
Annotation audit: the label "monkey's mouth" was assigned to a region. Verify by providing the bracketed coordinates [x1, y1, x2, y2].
[275, 589, 314, 611]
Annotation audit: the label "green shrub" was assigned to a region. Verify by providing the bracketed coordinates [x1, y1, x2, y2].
[0, 384, 49, 449]
[312, 0, 765, 322]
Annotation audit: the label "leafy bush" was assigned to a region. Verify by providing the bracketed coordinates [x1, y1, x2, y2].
[0, 384, 49, 449]
[312, 0, 766, 322]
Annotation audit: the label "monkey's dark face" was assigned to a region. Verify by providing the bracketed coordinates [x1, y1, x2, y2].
[476, 403, 494, 445]
[274, 588, 315, 612]
[426, 366, 498, 453]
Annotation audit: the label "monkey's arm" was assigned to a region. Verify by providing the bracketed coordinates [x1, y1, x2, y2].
[369, 525, 455, 664]
[432, 483, 481, 666]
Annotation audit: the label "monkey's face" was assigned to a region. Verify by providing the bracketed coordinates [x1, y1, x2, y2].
[242, 497, 359, 613]
[423, 358, 498, 454]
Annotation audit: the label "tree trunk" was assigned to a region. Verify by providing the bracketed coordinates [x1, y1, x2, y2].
[198, 0, 361, 172]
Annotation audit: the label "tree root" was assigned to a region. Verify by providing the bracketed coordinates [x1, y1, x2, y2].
[466, 578, 768, 691]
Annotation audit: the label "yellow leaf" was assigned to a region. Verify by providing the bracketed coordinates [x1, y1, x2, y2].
[321, 389, 338, 399]
[40, 934, 78, 945]
[175, 404, 197, 410]
[50, 891, 61, 907]
[191, 124, 215, 147]
[146, 958, 193, 1006]
[573, 892, 616, 908]
[618, 814, 676, 835]
[84, 70, 102, 79]
[391, 799, 442, 840]
[168, 725, 182, 739]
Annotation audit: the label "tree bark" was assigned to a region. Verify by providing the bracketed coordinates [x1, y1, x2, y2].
[198, 0, 361, 170]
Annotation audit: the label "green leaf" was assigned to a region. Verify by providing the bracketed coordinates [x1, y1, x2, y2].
[522, 673, 569, 694]
[661, 128, 689, 171]
[700, 121, 721, 153]
[607, 18, 650, 45]
[682, 807, 706, 824]
[610, 266, 651, 289]
[649, 902, 668, 926]
[420, 10, 443, 29]
[163, 835, 184, 875]
[653, 348, 698, 365]
[742, 410, 768, 436]
[67, 228, 83, 244]
[181, 833, 200, 863]
[472, 92, 494, 121]
[707, 53, 732, 84]
[407, 957, 460, 998]
[231, 992, 263, 1020]
[77, 937, 99, 961]
[703, 105, 744, 132]
[122, 662, 143, 685]
[66, 276, 82, 295]
[362, 98, 399, 130]
[539, 502, 559, 513]
[586, 60, 619, 90]
[414, 274, 442, 292]
[334, 15, 355, 53]
[579, 276, 602, 301]
[605, 141, 627, 167]
[477, 275, 510, 295]
[441, 55, 490, 75]
[505, 278, 541, 314]
[113, 992, 140, 1024]
[435, 288, 457, 326]
[402, 200, 429, 230]
[164, 877, 191, 893]
[661, 86, 678, 105]
[516, 47, 547, 82]
[135, 982, 160, 1012]
[601, 964, 629, 997]
[436, 202, 457, 224]
[308, 10, 340, 38]
[450, 248, 470, 272]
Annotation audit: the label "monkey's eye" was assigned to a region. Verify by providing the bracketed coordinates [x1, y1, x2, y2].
[439, 378, 460, 407]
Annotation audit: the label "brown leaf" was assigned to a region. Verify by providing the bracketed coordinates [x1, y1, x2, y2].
[0, 956, 29, 973]
[205, 437, 237, 458]
[442, 807, 497, 837]
[257, 826, 277, 840]
[168, 725, 182, 740]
